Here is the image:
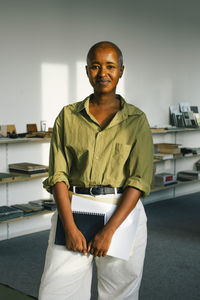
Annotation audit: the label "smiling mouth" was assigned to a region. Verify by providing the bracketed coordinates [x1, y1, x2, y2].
[97, 80, 110, 85]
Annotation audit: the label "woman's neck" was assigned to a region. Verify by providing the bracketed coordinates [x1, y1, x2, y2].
[90, 93, 120, 108]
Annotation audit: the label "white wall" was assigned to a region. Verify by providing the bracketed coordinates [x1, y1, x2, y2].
[1, 0, 200, 129]
[0, 0, 200, 238]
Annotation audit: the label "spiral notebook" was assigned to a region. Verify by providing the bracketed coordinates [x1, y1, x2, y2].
[70, 194, 141, 261]
[55, 211, 105, 245]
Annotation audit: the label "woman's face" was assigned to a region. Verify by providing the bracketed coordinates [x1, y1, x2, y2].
[86, 46, 124, 95]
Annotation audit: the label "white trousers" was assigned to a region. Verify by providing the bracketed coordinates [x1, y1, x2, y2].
[38, 197, 147, 300]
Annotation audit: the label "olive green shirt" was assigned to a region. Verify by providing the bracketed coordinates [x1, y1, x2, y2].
[43, 95, 153, 197]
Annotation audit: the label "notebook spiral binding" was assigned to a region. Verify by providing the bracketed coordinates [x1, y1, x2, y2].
[72, 210, 105, 216]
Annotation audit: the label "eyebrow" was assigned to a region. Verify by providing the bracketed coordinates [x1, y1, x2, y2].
[90, 61, 116, 65]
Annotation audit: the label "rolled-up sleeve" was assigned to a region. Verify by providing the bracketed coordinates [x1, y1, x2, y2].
[43, 109, 70, 193]
[124, 114, 153, 197]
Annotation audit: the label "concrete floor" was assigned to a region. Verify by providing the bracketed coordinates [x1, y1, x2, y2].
[0, 284, 36, 300]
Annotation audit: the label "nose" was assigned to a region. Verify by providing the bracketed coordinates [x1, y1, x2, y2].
[98, 66, 107, 77]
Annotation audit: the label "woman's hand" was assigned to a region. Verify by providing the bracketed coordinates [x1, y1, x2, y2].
[87, 227, 114, 257]
[65, 226, 87, 256]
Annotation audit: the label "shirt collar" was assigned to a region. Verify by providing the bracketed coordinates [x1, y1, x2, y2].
[73, 95, 141, 128]
[75, 96, 90, 113]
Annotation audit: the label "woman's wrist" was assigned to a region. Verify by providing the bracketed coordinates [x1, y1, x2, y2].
[102, 222, 116, 236]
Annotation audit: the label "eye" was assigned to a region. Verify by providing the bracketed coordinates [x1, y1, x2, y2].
[107, 65, 115, 69]
[90, 65, 100, 70]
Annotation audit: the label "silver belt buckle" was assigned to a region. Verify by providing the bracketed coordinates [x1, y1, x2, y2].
[90, 187, 95, 196]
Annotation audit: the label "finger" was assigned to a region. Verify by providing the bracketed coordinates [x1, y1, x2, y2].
[82, 240, 87, 256]
[97, 250, 104, 257]
[102, 251, 107, 257]
[87, 242, 92, 252]
[93, 248, 99, 257]
[89, 247, 95, 255]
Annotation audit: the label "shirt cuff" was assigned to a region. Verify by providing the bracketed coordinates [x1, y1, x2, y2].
[43, 172, 70, 194]
[124, 177, 151, 198]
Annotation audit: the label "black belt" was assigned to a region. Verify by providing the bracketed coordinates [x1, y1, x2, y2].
[69, 186, 123, 196]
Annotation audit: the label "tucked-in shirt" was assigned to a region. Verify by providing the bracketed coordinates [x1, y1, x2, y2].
[43, 95, 153, 197]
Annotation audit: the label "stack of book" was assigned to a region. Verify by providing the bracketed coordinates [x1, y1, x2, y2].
[0, 206, 23, 221]
[154, 143, 182, 155]
[11, 203, 44, 215]
[29, 199, 56, 211]
[153, 153, 174, 161]
[177, 170, 200, 181]
[8, 162, 48, 175]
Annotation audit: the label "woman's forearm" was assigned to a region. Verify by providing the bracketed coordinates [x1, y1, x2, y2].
[52, 182, 87, 254]
[104, 187, 141, 234]
[52, 182, 76, 232]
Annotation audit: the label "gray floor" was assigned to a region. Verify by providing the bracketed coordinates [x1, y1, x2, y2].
[140, 193, 200, 300]
[0, 284, 35, 300]
[0, 192, 200, 300]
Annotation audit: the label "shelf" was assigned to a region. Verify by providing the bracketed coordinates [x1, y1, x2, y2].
[151, 128, 200, 134]
[154, 153, 200, 163]
[0, 137, 51, 145]
[0, 209, 54, 224]
[0, 172, 48, 184]
[151, 179, 200, 193]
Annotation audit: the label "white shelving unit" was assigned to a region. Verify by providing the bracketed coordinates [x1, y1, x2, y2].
[0, 137, 53, 240]
[1, 129, 200, 237]
[145, 128, 200, 204]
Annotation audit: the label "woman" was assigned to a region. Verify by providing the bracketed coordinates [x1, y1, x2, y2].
[39, 41, 153, 300]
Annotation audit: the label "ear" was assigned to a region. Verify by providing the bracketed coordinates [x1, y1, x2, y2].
[119, 65, 124, 78]
[85, 65, 89, 77]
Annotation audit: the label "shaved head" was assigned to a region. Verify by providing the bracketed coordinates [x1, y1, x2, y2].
[87, 41, 123, 67]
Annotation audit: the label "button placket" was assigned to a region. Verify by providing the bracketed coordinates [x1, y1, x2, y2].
[90, 131, 102, 184]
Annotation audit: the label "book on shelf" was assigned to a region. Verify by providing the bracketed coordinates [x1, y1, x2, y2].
[182, 111, 197, 128]
[177, 170, 200, 181]
[169, 104, 200, 128]
[193, 113, 200, 127]
[0, 206, 24, 221]
[169, 105, 185, 127]
[154, 153, 174, 160]
[8, 162, 48, 174]
[43, 201, 57, 210]
[11, 203, 44, 214]
[29, 199, 56, 210]
[195, 160, 200, 171]
[154, 143, 182, 154]
[190, 106, 200, 127]
[179, 103, 191, 113]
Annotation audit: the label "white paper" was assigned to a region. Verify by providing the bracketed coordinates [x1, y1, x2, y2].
[71, 194, 140, 261]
